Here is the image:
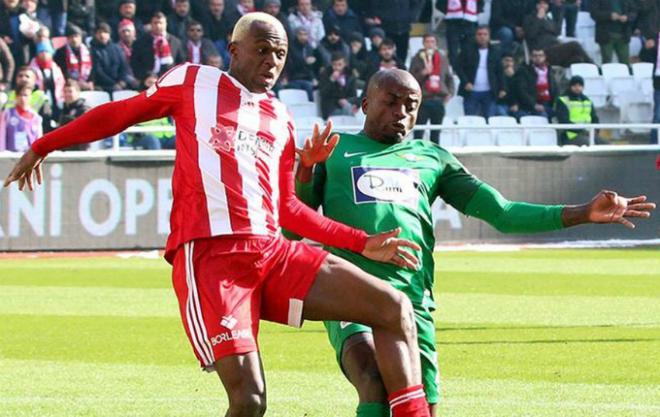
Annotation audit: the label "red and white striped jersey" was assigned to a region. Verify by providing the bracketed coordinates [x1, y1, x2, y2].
[32, 63, 367, 263]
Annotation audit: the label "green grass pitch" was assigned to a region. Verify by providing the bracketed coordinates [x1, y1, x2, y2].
[1, 249, 659, 417]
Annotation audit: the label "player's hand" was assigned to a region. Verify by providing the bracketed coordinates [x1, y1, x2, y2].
[362, 228, 421, 269]
[3, 149, 44, 191]
[586, 190, 655, 229]
[295, 120, 340, 169]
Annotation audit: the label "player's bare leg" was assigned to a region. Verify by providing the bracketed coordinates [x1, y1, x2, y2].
[303, 254, 428, 416]
[214, 352, 267, 417]
[342, 334, 438, 417]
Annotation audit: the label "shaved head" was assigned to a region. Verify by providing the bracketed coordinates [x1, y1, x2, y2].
[362, 69, 422, 143]
[231, 12, 286, 43]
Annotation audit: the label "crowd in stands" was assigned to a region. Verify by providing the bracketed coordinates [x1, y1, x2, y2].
[0, 0, 658, 151]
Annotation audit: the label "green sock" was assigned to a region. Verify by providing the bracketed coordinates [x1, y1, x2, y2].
[356, 402, 390, 417]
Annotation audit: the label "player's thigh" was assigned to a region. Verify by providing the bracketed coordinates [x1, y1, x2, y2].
[416, 307, 440, 406]
[214, 351, 267, 405]
[303, 254, 411, 327]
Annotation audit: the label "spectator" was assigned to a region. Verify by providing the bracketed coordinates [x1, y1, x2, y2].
[365, 0, 418, 63]
[110, 0, 145, 42]
[590, 0, 637, 64]
[319, 52, 357, 118]
[0, 37, 15, 93]
[288, 0, 325, 48]
[322, 0, 362, 41]
[201, 0, 232, 67]
[635, 0, 659, 40]
[225, 0, 257, 28]
[54, 24, 94, 91]
[282, 26, 317, 101]
[2, 66, 52, 131]
[365, 38, 405, 82]
[366, 27, 385, 65]
[203, 53, 224, 68]
[29, 41, 65, 114]
[0, 84, 42, 151]
[9, 0, 41, 66]
[128, 72, 176, 150]
[495, 53, 518, 116]
[556, 75, 600, 146]
[91, 23, 139, 92]
[436, 0, 482, 66]
[489, 0, 535, 55]
[524, 0, 593, 67]
[639, 33, 659, 144]
[317, 24, 350, 67]
[66, 0, 95, 34]
[409, 33, 454, 142]
[184, 20, 218, 64]
[559, 0, 579, 38]
[117, 19, 137, 61]
[58, 79, 90, 150]
[456, 25, 502, 118]
[131, 12, 185, 81]
[262, 0, 293, 41]
[168, 0, 194, 41]
[347, 31, 368, 82]
[36, 0, 66, 36]
[512, 47, 558, 118]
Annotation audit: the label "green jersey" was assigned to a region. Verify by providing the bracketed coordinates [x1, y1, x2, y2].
[296, 133, 482, 308]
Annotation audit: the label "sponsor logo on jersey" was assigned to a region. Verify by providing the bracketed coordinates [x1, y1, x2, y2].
[351, 166, 420, 208]
[210, 328, 253, 346]
[221, 315, 238, 329]
[209, 123, 274, 157]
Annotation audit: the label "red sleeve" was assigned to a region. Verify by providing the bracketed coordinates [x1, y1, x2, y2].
[278, 133, 368, 253]
[31, 65, 187, 156]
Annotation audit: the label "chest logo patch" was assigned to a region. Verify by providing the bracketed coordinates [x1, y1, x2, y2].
[352, 166, 420, 207]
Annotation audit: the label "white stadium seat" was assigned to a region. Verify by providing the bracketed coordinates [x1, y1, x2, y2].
[328, 115, 361, 133]
[439, 117, 459, 147]
[519, 115, 549, 126]
[601, 63, 635, 107]
[582, 76, 608, 108]
[520, 116, 556, 146]
[293, 116, 324, 148]
[488, 116, 524, 146]
[576, 12, 595, 41]
[457, 115, 493, 146]
[632, 62, 654, 79]
[445, 95, 464, 120]
[278, 88, 310, 105]
[289, 102, 319, 118]
[112, 89, 139, 101]
[570, 63, 600, 78]
[80, 91, 111, 108]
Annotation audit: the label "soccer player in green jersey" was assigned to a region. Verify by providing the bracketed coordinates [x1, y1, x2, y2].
[293, 69, 656, 417]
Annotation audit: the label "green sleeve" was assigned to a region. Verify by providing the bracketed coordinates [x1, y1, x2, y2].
[283, 164, 327, 240]
[435, 151, 483, 213]
[464, 183, 565, 233]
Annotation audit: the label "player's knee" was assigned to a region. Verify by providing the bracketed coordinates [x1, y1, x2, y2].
[380, 290, 416, 337]
[227, 392, 267, 417]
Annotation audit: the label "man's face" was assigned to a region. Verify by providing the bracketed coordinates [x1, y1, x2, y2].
[175, 1, 190, 16]
[296, 29, 309, 44]
[422, 36, 436, 50]
[363, 76, 421, 143]
[379, 44, 395, 60]
[151, 17, 167, 35]
[531, 50, 546, 66]
[68, 34, 82, 48]
[119, 3, 136, 18]
[229, 21, 288, 93]
[16, 70, 35, 88]
[16, 90, 31, 108]
[187, 24, 203, 41]
[570, 83, 584, 95]
[537, 1, 549, 14]
[63, 86, 79, 104]
[333, 0, 347, 15]
[22, 0, 36, 12]
[476, 28, 490, 47]
[502, 56, 514, 68]
[327, 31, 340, 44]
[96, 30, 110, 44]
[264, 3, 280, 15]
[209, 0, 224, 16]
[240, 0, 254, 8]
[331, 58, 346, 73]
[297, 0, 311, 14]
[119, 27, 136, 43]
[3, 0, 19, 8]
[371, 35, 383, 48]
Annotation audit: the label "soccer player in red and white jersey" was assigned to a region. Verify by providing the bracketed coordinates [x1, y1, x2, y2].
[4, 13, 432, 417]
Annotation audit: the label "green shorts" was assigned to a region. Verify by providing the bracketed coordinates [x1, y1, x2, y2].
[324, 305, 439, 404]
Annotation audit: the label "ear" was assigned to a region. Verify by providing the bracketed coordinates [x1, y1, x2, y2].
[228, 41, 238, 59]
[361, 97, 368, 114]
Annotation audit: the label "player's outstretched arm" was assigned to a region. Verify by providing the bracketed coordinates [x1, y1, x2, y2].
[294, 120, 339, 184]
[561, 190, 655, 229]
[3, 149, 44, 191]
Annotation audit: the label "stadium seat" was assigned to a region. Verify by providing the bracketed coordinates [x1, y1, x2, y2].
[632, 63, 655, 103]
[289, 102, 319, 118]
[519, 116, 557, 146]
[618, 92, 654, 131]
[632, 62, 654, 79]
[278, 88, 310, 105]
[457, 115, 493, 146]
[576, 12, 595, 41]
[294, 116, 324, 148]
[601, 63, 634, 107]
[439, 117, 459, 147]
[445, 95, 464, 120]
[80, 91, 111, 108]
[488, 116, 524, 146]
[570, 63, 600, 78]
[112, 89, 139, 101]
[328, 115, 361, 133]
[582, 77, 608, 108]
